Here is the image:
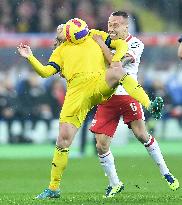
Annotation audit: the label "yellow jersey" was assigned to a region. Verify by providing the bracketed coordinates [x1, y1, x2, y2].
[27, 29, 128, 82]
[48, 36, 106, 82]
[27, 30, 128, 127]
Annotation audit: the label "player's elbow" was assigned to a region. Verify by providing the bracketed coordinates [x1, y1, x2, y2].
[39, 72, 52, 78]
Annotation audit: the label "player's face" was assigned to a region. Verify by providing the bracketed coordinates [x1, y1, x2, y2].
[108, 15, 128, 40]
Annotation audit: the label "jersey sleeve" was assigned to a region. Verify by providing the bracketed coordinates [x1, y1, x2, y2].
[90, 29, 113, 49]
[90, 29, 128, 62]
[110, 39, 128, 62]
[89, 29, 109, 42]
[27, 46, 63, 78]
[48, 46, 63, 72]
[27, 55, 58, 78]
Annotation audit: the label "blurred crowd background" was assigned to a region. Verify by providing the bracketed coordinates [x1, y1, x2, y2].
[0, 0, 182, 149]
[1, 0, 182, 33]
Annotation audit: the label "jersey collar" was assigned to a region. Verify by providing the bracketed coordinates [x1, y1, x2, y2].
[125, 33, 133, 42]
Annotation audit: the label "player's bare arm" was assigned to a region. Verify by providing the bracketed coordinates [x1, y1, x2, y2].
[92, 34, 113, 64]
[92, 34, 134, 68]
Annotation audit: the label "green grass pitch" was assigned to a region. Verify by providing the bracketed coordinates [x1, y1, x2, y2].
[0, 144, 182, 205]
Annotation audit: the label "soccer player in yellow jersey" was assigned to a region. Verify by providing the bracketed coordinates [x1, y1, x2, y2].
[17, 18, 163, 199]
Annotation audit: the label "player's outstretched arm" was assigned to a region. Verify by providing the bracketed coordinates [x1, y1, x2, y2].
[17, 44, 58, 78]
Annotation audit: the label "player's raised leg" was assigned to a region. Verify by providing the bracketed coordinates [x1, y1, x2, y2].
[105, 63, 164, 119]
[36, 122, 78, 199]
[131, 120, 179, 191]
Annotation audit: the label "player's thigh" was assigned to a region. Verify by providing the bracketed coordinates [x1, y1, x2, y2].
[93, 72, 115, 103]
[90, 97, 121, 137]
[122, 96, 145, 125]
[60, 99, 79, 128]
[60, 88, 89, 128]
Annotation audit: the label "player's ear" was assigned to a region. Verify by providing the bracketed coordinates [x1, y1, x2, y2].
[57, 24, 64, 31]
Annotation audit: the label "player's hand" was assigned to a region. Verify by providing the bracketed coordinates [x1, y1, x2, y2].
[92, 34, 104, 46]
[53, 37, 62, 49]
[17, 43, 32, 58]
[121, 56, 134, 67]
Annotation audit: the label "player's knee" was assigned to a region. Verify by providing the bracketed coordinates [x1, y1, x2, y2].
[57, 126, 72, 148]
[96, 140, 110, 154]
[135, 132, 149, 144]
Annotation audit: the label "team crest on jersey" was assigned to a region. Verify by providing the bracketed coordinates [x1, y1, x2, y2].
[131, 42, 140, 48]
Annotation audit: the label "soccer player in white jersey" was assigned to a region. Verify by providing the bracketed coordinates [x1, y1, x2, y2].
[90, 11, 179, 197]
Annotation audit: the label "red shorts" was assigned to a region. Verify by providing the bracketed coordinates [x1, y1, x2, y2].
[90, 95, 145, 137]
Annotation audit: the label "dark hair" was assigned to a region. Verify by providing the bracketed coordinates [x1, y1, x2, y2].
[111, 11, 129, 18]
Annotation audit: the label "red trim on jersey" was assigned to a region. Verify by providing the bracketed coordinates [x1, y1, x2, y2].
[125, 34, 132, 42]
[145, 137, 155, 147]
[125, 34, 135, 62]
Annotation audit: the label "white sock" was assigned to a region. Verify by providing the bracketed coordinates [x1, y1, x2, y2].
[144, 135, 169, 175]
[99, 150, 120, 187]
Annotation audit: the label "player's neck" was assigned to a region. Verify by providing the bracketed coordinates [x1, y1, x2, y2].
[123, 33, 129, 40]
[118, 33, 128, 40]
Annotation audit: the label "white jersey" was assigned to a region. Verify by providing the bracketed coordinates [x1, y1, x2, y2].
[114, 34, 144, 95]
